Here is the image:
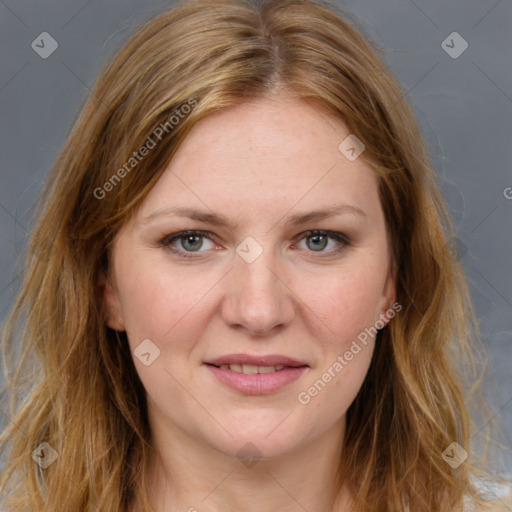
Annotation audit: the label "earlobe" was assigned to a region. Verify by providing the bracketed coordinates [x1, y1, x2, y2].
[98, 270, 126, 332]
[386, 268, 398, 312]
[379, 261, 398, 325]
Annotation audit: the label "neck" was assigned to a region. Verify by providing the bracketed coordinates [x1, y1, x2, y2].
[135, 411, 357, 512]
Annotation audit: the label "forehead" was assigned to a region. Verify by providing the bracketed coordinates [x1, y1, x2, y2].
[136, 95, 382, 224]
[174, 95, 346, 170]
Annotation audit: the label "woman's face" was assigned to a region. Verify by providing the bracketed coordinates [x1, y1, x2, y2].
[102, 94, 396, 461]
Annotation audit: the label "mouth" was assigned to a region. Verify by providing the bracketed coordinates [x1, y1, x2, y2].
[203, 354, 309, 395]
[204, 353, 309, 368]
[205, 362, 307, 374]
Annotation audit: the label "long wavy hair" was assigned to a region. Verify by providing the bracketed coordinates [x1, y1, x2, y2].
[0, 0, 506, 510]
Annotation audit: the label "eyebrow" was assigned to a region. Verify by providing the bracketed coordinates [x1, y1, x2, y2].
[141, 204, 366, 229]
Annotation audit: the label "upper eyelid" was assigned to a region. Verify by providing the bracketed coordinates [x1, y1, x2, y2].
[160, 229, 350, 251]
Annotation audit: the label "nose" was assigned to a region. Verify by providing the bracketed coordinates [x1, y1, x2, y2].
[221, 244, 296, 337]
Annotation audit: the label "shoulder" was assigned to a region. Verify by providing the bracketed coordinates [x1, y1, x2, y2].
[465, 478, 512, 511]
[402, 478, 512, 512]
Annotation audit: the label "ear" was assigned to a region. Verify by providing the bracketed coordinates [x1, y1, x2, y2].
[98, 269, 126, 332]
[377, 260, 398, 325]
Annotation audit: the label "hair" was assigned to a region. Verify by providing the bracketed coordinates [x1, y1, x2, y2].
[0, 0, 508, 510]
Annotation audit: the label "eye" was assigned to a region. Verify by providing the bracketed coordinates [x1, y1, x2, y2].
[293, 230, 351, 257]
[159, 230, 216, 257]
[159, 229, 351, 259]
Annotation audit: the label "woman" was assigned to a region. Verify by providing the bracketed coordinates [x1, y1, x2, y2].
[0, 0, 510, 510]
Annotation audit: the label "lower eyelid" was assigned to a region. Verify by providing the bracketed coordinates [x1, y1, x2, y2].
[160, 230, 350, 255]
[161, 231, 214, 250]
[296, 232, 351, 255]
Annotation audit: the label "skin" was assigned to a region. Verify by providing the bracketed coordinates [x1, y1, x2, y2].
[101, 92, 396, 512]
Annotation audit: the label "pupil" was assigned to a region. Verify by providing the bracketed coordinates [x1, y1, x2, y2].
[183, 235, 202, 251]
[180, 234, 327, 252]
[308, 234, 327, 251]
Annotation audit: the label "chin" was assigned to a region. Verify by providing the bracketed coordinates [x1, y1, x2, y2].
[205, 423, 307, 462]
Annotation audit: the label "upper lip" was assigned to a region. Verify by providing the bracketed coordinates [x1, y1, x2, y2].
[204, 353, 309, 367]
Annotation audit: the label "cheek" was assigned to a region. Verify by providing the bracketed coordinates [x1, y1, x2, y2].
[116, 267, 212, 420]
[299, 348, 373, 433]
[116, 261, 213, 349]
[293, 260, 384, 413]
[296, 272, 379, 424]
[300, 262, 386, 349]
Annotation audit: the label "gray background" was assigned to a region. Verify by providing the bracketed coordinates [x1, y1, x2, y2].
[1, 0, 511, 477]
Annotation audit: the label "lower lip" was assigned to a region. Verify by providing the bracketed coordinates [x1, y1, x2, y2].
[204, 364, 308, 395]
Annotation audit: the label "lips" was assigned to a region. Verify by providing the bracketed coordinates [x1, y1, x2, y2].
[203, 353, 309, 395]
[204, 353, 309, 368]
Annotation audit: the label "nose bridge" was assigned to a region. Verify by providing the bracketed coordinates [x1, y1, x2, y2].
[222, 236, 295, 334]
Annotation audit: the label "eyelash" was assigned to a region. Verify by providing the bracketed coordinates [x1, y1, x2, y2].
[158, 229, 351, 259]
